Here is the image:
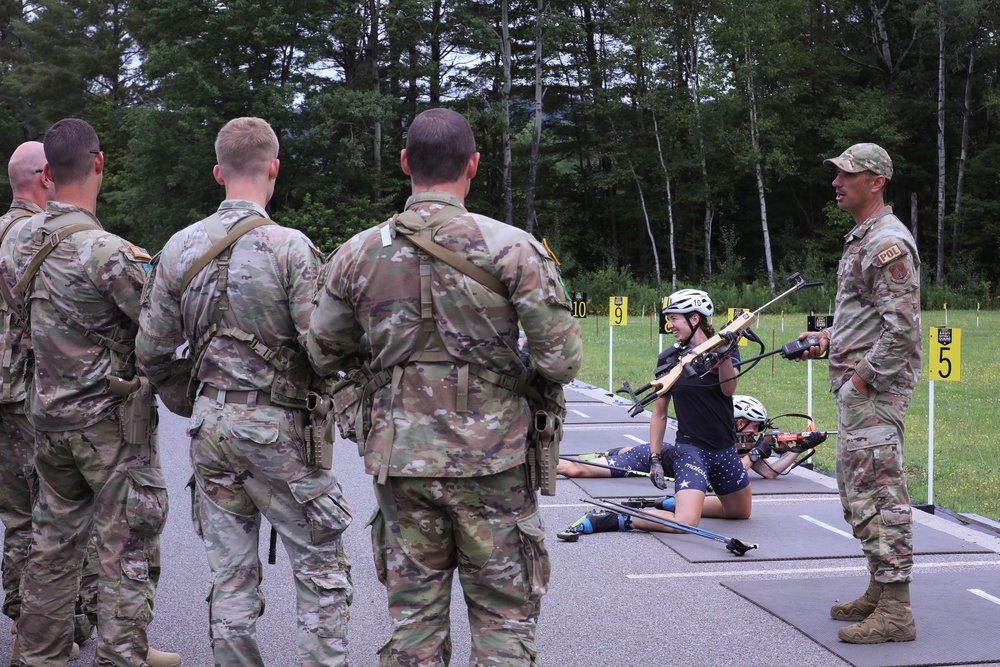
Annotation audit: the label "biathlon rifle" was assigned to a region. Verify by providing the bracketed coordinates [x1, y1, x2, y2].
[759, 429, 835, 455]
[617, 272, 823, 417]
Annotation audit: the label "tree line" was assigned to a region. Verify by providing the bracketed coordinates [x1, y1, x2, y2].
[2, 0, 999, 306]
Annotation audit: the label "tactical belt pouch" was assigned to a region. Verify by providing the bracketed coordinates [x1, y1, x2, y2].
[304, 391, 334, 470]
[526, 409, 563, 496]
[330, 366, 381, 455]
[109, 375, 157, 446]
[269, 349, 313, 409]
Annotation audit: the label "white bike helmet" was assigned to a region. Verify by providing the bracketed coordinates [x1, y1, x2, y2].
[662, 289, 714, 317]
[733, 395, 767, 423]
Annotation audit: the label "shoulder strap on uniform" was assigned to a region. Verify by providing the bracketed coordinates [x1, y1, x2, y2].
[180, 215, 273, 294]
[392, 209, 509, 299]
[11, 220, 101, 299]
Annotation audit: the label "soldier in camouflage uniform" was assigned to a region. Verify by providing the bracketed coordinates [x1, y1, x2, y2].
[800, 143, 921, 644]
[136, 117, 353, 667]
[1, 120, 180, 667]
[307, 108, 582, 667]
[0, 142, 98, 664]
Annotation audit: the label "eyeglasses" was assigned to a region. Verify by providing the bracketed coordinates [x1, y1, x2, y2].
[89, 150, 102, 155]
[34, 169, 44, 174]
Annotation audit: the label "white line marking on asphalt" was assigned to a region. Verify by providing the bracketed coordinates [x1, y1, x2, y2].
[969, 589, 1000, 605]
[627, 560, 1000, 580]
[569, 409, 590, 418]
[800, 514, 855, 539]
[624, 434, 645, 444]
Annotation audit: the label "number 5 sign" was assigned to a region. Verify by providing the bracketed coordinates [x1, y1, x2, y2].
[929, 327, 961, 382]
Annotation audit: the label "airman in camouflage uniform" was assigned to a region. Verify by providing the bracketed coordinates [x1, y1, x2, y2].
[307, 108, 582, 667]
[136, 117, 352, 667]
[0, 142, 97, 664]
[1, 120, 179, 667]
[800, 143, 921, 644]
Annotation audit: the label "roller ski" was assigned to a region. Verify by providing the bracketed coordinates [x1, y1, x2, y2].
[621, 496, 675, 511]
[557, 509, 633, 542]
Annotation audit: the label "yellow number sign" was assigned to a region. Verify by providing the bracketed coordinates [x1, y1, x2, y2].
[727, 307, 748, 346]
[928, 327, 961, 382]
[609, 297, 628, 326]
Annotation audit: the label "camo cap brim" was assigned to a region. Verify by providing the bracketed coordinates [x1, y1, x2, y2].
[823, 143, 893, 180]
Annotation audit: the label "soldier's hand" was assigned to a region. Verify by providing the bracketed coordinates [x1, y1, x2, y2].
[795, 330, 829, 361]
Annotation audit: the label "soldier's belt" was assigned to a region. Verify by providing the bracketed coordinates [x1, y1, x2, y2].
[201, 386, 273, 407]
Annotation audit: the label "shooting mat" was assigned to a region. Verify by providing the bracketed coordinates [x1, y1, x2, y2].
[649, 498, 992, 563]
[724, 569, 1000, 667]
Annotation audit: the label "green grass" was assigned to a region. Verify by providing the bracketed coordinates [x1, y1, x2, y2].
[577, 309, 1000, 520]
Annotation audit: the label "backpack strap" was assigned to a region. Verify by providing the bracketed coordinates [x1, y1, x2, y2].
[11, 220, 101, 299]
[392, 210, 509, 299]
[181, 215, 273, 294]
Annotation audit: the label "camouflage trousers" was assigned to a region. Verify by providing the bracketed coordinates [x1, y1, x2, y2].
[370, 466, 550, 667]
[0, 405, 98, 641]
[188, 395, 353, 667]
[17, 415, 168, 667]
[835, 380, 913, 583]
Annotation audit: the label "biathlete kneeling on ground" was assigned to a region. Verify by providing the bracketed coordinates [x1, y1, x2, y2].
[557, 394, 809, 485]
[562, 289, 810, 538]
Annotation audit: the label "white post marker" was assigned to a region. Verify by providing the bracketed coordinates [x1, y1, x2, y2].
[609, 296, 628, 392]
[805, 315, 833, 418]
[927, 326, 961, 506]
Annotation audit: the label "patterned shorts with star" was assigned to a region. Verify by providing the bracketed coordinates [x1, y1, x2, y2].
[672, 442, 749, 496]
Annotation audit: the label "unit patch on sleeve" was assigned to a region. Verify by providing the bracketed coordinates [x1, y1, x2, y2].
[888, 261, 909, 284]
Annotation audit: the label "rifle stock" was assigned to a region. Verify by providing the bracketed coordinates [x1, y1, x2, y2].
[648, 310, 755, 397]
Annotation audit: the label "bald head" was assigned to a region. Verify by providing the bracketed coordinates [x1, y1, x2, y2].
[7, 141, 51, 207]
[8, 142, 46, 194]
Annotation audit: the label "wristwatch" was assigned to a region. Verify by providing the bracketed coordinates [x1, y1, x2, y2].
[747, 447, 761, 463]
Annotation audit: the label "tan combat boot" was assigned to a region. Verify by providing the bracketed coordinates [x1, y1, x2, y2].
[146, 647, 182, 667]
[830, 574, 881, 621]
[838, 581, 916, 644]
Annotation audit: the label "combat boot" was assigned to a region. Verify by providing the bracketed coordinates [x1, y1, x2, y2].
[830, 574, 881, 621]
[146, 647, 182, 667]
[838, 581, 916, 644]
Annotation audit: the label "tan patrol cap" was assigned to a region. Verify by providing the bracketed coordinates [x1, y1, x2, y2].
[823, 143, 893, 180]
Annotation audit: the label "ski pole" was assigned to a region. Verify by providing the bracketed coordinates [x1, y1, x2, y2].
[584, 497, 758, 556]
[559, 456, 652, 477]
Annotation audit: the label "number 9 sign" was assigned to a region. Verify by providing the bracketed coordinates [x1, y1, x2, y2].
[609, 297, 628, 326]
[929, 327, 960, 382]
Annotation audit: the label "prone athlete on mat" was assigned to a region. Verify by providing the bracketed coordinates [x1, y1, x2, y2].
[557, 394, 814, 482]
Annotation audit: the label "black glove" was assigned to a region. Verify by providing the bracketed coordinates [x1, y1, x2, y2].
[748, 438, 771, 463]
[648, 453, 668, 490]
[791, 431, 828, 452]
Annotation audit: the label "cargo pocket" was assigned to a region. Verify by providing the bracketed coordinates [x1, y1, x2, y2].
[289, 472, 352, 544]
[313, 569, 352, 638]
[367, 507, 388, 586]
[516, 510, 550, 599]
[231, 418, 279, 445]
[115, 554, 152, 621]
[125, 467, 169, 538]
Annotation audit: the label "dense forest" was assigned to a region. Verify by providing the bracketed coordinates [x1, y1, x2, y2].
[2, 0, 999, 309]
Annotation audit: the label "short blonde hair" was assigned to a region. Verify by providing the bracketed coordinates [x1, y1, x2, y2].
[214, 117, 278, 180]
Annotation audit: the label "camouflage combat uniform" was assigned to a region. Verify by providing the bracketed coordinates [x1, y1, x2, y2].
[0, 201, 98, 645]
[829, 205, 921, 584]
[136, 200, 353, 667]
[0, 199, 41, 625]
[307, 191, 582, 667]
[1, 202, 167, 667]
